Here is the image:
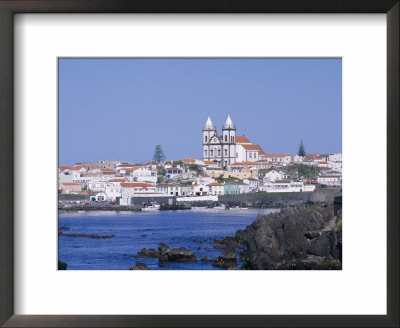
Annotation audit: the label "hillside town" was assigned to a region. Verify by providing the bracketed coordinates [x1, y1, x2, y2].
[59, 116, 342, 206]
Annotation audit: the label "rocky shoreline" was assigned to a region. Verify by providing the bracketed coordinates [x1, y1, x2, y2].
[235, 201, 342, 270]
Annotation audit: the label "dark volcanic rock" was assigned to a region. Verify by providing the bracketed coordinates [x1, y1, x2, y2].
[212, 245, 238, 269]
[135, 248, 160, 258]
[58, 261, 67, 270]
[158, 242, 196, 262]
[158, 242, 171, 260]
[129, 261, 151, 270]
[236, 202, 342, 270]
[168, 247, 196, 262]
[213, 236, 243, 249]
[200, 256, 209, 261]
[58, 226, 70, 231]
[140, 234, 147, 238]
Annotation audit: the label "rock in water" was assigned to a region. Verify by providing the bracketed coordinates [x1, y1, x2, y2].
[212, 245, 238, 269]
[58, 261, 67, 270]
[129, 261, 151, 270]
[167, 247, 197, 262]
[158, 242, 171, 260]
[158, 242, 196, 262]
[135, 248, 160, 258]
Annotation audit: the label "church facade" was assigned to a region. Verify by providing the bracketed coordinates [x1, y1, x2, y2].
[202, 115, 267, 168]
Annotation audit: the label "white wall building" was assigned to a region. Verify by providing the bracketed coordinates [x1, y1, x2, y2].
[263, 169, 285, 182]
[317, 175, 342, 186]
[262, 180, 315, 192]
[125, 166, 157, 183]
[207, 182, 224, 195]
[120, 182, 157, 205]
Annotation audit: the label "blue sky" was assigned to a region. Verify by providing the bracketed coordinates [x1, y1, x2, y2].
[59, 58, 342, 165]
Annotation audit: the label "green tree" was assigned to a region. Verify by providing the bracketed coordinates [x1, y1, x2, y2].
[153, 145, 166, 163]
[298, 140, 306, 157]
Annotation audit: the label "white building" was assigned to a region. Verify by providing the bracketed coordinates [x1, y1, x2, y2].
[207, 182, 224, 195]
[124, 166, 157, 183]
[164, 167, 185, 180]
[262, 180, 315, 192]
[262, 154, 293, 166]
[195, 174, 215, 185]
[243, 178, 259, 191]
[263, 169, 285, 182]
[328, 153, 342, 162]
[190, 184, 209, 196]
[317, 175, 342, 186]
[104, 178, 126, 201]
[120, 182, 157, 205]
[156, 184, 191, 196]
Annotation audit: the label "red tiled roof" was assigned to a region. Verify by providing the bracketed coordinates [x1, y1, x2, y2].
[58, 165, 71, 169]
[207, 182, 223, 186]
[101, 168, 115, 172]
[182, 158, 196, 163]
[263, 153, 292, 158]
[61, 182, 80, 186]
[84, 164, 99, 169]
[231, 161, 264, 166]
[121, 183, 155, 188]
[235, 136, 251, 143]
[70, 166, 85, 171]
[124, 166, 143, 172]
[241, 144, 261, 151]
[202, 161, 215, 165]
[109, 178, 126, 182]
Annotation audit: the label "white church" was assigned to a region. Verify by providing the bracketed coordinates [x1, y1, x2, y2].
[202, 115, 267, 168]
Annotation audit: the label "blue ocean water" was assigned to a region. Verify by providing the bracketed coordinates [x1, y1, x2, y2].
[58, 208, 279, 270]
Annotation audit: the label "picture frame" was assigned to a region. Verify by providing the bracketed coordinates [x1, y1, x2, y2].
[0, 0, 398, 327]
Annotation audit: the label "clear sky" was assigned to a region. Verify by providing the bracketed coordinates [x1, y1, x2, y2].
[59, 58, 342, 165]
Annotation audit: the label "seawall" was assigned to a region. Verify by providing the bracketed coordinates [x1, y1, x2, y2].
[219, 188, 341, 207]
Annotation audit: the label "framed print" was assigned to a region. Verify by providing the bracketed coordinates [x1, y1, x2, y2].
[0, 1, 398, 327]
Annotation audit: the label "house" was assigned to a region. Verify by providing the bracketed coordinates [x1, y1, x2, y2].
[261, 180, 314, 193]
[104, 178, 126, 201]
[190, 184, 209, 196]
[207, 182, 224, 195]
[328, 153, 342, 162]
[156, 183, 191, 196]
[263, 169, 285, 182]
[164, 167, 185, 180]
[317, 175, 342, 186]
[87, 179, 107, 193]
[120, 182, 157, 205]
[224, 182, 250, 195]
[243, 178, 259, 191]
[59, 182, 82, 194]
[124, 166, 157, 184]
[59, 170, 74, 184]
[262, 154, 293, 166]
[195, 174, 215, 185]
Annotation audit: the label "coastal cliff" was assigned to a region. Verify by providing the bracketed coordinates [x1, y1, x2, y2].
[236, 201, 342, 270]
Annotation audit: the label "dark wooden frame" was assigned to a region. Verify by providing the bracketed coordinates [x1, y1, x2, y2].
[0, 1, 398, 327]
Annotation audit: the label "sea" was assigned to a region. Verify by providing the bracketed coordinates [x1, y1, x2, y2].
[58, 208, 280, 270]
